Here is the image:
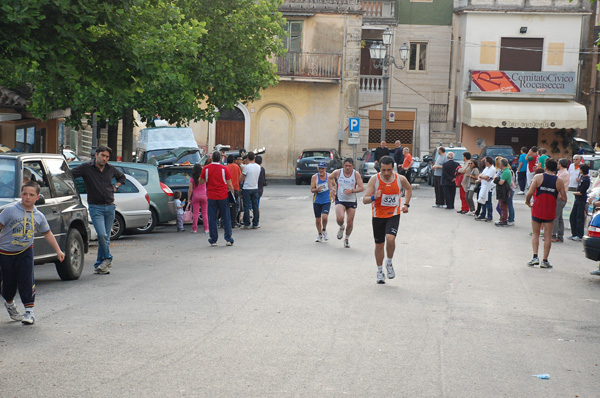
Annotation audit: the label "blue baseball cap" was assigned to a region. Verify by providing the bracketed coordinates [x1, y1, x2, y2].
[318, 161, 327, 168]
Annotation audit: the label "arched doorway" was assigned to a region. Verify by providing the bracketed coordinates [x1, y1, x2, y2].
[215, 108, 245, 150]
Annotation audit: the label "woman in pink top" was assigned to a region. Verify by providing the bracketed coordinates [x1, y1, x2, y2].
[188, 160, 210, 233]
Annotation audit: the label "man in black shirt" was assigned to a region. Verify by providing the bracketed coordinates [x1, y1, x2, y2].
[441, 152, 460, 210]
[392, 140, 404, 173]
[71, 146, 126, 274]
[374, 141, 390, 171]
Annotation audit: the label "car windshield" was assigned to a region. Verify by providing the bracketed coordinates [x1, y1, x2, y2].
[446, 149, 467, 161]
[0, 158, 17, 198]
[302, 151, 331, 159]
[486, 148, 514, 157]
[577, 140, 594, 152]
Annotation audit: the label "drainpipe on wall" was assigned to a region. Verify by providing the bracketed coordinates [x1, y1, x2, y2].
[338, 14, 347, 156]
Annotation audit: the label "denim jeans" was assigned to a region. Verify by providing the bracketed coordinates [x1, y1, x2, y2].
[208, 198, 233, 244]
[89, 204, 116, 267]
[507, 190, 515, 223]
[242, 189, 260, 227]
[480, 192, 493, 220]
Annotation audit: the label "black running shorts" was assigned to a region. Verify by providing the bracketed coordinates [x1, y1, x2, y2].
[372, 215, 400, 244]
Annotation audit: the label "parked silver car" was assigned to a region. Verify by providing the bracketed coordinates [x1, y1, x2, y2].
[356, 149, 397, 182]
[75, 174, 152, 240]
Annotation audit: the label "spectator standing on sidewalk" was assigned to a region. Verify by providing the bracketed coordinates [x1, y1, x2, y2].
[526, 159, 565, 268]
[441, 152, 460, 210]
[476, 156, 495, 222]
[400, 147, 414, 182]
[188, 162, 209, 234]
[432, 147, 447, 208]
[465, 158, 480, 214]
[256, 155, 266, 211]
[240, 151, 261, 229]
[457, 152, 472, 214]
[393, 141, 404, 174]
[526, 146, 538, 189]
[199, 151, 234, 246]
[226, 154, 242, 228]
[551, 158, 570, 243]
[568, 155, 582, 192]
[71, 146, 125, 274]
[517, 146, 528, 194]
[494, 158, 511, 227]
[568, 163, 590, 241]
[374, 141, 390, 171]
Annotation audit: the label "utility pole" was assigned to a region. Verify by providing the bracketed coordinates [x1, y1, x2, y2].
[588, 46, 598, 144]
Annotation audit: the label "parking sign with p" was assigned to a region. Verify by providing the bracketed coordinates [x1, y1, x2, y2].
[349, 118, 360, 133]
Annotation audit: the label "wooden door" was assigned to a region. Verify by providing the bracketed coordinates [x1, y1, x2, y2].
[215, 120, 244, 150]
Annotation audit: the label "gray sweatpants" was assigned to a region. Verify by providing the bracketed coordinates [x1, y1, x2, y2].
[552, 198, 566, 239]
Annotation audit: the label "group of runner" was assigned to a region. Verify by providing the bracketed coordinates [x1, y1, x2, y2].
[311, 156, 412, 284]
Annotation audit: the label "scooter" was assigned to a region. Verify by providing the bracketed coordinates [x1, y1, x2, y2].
[413, 155, 432, 183]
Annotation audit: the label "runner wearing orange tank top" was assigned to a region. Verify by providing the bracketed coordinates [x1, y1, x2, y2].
[363, 156, 412, 284]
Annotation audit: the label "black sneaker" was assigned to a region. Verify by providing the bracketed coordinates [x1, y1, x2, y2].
[540, 260, 553, 269]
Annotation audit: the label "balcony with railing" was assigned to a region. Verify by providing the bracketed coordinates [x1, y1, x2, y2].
[361, 1, 396, 24]
[360, 75, 383, 92]
[280, 0, 362, 14]
[275, 52, 342, 83]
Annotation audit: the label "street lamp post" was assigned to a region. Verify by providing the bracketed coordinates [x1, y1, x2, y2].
[370, 27, 409, 143]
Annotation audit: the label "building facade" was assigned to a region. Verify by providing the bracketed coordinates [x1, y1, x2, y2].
[454, 0, 592, 157]
[359, 0, 454, 157]
[0, 86, 68, 155]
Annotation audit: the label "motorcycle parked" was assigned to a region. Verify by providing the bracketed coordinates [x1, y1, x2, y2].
[412, 155, 432, 184]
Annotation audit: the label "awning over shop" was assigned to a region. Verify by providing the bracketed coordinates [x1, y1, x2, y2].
[462, 98, 587, 129]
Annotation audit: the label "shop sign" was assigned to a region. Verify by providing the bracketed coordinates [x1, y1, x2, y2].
[470, 71, 576, 96]
[501, 120, 557, 129]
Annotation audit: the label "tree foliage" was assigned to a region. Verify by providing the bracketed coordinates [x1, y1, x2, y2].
[0, 0, 285, 126]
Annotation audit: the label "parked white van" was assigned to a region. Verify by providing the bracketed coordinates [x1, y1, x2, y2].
[136, 127, 201, 164]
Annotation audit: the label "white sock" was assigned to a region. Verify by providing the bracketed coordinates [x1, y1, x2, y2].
[377, 265, 383, 272]
[385, 257, 392, 265]
[345, 235, 350, 239]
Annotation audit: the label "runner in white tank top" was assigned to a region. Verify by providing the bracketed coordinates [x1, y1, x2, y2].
[328, 158, 365, 248]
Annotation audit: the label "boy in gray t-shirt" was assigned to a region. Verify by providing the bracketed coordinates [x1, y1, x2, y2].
[0, 181, 64, 325]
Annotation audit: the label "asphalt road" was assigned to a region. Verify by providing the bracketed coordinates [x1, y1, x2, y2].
[1, 180, 599, 397]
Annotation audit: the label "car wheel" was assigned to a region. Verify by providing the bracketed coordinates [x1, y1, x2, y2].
[136, 208, 158, 234]
[55, 228, 84, 281]
[111, 213, 125, 240]
[295, 177, 302, 185]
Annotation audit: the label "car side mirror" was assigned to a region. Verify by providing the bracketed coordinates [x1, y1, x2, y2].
[35, 194, 45, 205]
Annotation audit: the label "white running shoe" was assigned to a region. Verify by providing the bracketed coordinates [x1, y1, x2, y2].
[322, 231, 329, 241]
[386, 262, 395, 279]
[337, 225, 345, 240]
[344, 238, 350, 248]
[5, 302, 23, 321]
[315, 234, 323, 242]
[22, 311, 35, 325]
[377, 270, 386, 284]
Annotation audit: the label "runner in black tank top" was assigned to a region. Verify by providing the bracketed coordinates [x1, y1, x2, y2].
[525, 159, 566, 269]
[532, 173, 558, 222]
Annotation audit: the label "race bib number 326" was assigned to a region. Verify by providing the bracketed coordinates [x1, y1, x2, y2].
[381, 193, 399, 207]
